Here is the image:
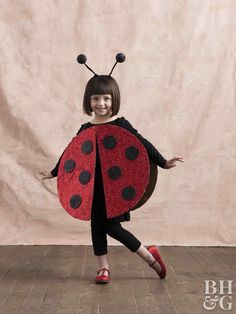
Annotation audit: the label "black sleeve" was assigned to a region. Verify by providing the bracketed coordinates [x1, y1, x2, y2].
[50, 124, 85, 177]
[119, 117, 167, 168]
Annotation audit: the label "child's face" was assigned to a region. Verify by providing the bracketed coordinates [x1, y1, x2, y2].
[90, 94, 112, 117]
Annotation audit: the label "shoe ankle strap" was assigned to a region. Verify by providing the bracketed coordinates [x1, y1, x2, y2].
[149, 260, 157, 268]
[97, 267, 110, 274]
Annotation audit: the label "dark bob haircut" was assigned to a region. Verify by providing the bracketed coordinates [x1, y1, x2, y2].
[83, 75, 120, 117]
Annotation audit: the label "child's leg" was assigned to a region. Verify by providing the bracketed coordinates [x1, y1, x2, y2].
[105, 222, 162, 272]
[96, 253, 109, 269]
[135, 244, 162, 273]
[96, 254, 109, 277]
[90, 219, 110, 276]
[90, 221, 108, 256]
[105, 221, 141, 253]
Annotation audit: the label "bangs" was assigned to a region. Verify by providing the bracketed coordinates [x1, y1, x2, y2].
[89, 76, 115, 95]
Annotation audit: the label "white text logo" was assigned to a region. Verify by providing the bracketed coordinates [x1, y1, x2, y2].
[203, 280, 233, 311]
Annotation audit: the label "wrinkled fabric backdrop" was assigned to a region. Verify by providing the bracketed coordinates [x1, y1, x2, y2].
[0, 0, 235, 245]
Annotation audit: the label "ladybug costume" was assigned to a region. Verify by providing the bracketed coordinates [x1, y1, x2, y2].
[50, 53, 167, 259]
[51, 117, 167, 222]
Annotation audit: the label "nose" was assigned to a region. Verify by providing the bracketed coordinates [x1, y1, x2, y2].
[97, 98, 105, 106]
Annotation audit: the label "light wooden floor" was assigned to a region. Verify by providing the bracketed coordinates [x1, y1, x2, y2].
[0, 246, 235, 314]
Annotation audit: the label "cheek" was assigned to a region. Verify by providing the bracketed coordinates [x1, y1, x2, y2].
[90, 102, 95, 109]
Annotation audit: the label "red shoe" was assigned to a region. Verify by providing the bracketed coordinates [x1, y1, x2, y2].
[147, 245, 166, 279]
[95, 267, 110, 284]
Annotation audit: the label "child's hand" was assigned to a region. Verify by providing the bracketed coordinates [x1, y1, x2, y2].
[164, 157, 184, 169]
[38, 170, 54, 180]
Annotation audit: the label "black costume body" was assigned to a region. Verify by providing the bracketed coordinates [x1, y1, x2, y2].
[51, 116, 167, 255]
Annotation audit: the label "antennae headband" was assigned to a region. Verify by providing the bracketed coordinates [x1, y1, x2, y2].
[77, 53, 125, 76]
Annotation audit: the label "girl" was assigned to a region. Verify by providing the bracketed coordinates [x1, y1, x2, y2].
[39, 55, 184, 284]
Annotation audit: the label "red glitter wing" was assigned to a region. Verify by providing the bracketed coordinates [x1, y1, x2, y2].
[96, 125, 150, 219]
[57, 127, 96, 220]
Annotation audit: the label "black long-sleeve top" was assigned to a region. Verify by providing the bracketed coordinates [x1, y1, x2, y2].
[50, 116, 167, 177]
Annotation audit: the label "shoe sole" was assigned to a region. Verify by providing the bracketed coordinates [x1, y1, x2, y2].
[95, 280, 109, 284]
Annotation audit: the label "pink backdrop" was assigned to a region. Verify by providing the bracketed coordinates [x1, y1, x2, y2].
[1, 0, 235, 245]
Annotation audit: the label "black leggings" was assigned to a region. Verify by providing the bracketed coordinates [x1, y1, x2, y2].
[90, 208, 141, 256]
[91, 217, 141, 256]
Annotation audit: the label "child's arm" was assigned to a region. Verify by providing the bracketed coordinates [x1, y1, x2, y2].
[120, 118, 184, 169]
[38, 170, 53, 180]
[120, 117, 167, 168]
[39, 124, 85, 179]
[164, 157, 184, 169]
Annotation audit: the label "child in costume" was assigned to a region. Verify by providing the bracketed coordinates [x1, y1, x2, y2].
[39, 53, 184, 284]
